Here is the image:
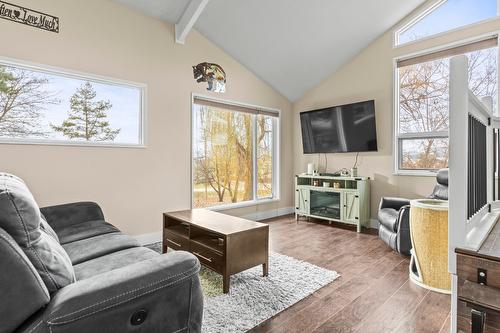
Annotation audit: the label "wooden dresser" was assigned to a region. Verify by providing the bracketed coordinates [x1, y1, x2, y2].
[456, 221, 500, 332]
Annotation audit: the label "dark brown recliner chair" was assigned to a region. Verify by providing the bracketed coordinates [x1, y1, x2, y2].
[377, 168, 448, 256]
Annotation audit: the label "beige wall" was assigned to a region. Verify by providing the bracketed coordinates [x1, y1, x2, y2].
[293, 13, 500, 219]
[0, 0, 293, 235]
[3, 1, 499, 234]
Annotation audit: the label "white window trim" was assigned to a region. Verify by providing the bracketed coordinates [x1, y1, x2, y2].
[393, 32, 500, 176]
[393, 0, 500, 48]
[0, 56, 147, 148]
[190, 93, 281, 210]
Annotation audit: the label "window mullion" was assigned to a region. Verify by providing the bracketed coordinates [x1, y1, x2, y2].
[273, 117, 278, 199]
[252, 115, 258, 201]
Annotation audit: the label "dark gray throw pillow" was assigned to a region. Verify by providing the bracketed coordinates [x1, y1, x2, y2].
[0, 173, 75, 293]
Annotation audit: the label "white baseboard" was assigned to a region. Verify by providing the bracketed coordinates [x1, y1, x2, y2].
[135, 232, 162, 245]
[134, 207, 294, 245]
[133, 210, 385, 243]
[240, 206, 294, 221]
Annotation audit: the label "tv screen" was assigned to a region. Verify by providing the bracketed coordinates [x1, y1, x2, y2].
[300, 100, 378, 154]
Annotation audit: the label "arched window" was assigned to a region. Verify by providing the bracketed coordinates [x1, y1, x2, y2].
[395, 0, 497, 46]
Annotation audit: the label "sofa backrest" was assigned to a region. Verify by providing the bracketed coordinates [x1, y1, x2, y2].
[430, 168, 448, 200]
[0, 228, 50, 333]
[0, 173, 76, 294]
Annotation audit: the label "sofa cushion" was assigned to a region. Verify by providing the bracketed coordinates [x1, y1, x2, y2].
[73, 247, 159, 280]
[0, 173, 76, 294]
[378, 208, 399, 232]
[41, 201, 105, 232]
[56, 219, 120, 245]
[63, 232, 140, 265]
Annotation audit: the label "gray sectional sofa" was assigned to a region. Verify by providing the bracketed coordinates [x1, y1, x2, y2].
[0, 173, 203, 333]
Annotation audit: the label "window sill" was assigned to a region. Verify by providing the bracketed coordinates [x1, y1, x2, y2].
[0, 139, 146, 149]
[201, 198, 281, 212]
[393, 170, 438, 177]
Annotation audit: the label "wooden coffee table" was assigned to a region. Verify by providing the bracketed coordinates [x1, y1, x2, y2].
[162, 209, 269, 293]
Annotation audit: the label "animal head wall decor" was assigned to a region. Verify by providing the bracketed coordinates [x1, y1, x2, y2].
[192, 62, 226, 93]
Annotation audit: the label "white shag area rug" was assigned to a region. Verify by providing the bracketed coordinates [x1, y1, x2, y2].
[145, 243, 339, 333]
[202, 252, 339, 333]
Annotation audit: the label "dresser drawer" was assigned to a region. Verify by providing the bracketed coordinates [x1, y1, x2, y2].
[457, 253, 500, 289]
[164, 231, 189, 251]
[457, 298, 500, 332]
[190, 242, 223, 273]
[456, 252, 500, 332]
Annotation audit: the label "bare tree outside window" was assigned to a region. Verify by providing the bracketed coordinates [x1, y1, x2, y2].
[0, 62, 142, 145]
[193, 106, 253, 208]
[398, 47, 497, 170]
[0, 66, 60, 138]
[192, 104, 276, 208]
[257, 114, 273, 199]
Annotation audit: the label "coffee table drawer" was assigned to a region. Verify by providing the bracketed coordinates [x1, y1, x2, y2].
[191, 242, 223, 272]
[164, 231, 189, 251]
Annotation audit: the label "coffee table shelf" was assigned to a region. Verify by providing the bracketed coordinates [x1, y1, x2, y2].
[166, 223, 189, 238]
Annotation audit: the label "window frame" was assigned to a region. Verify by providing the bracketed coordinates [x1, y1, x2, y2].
[393, 0, 500, 48]
[0, 56, 147, 148]
[190, 93, 281, 211]
[393, 33, 500, 176]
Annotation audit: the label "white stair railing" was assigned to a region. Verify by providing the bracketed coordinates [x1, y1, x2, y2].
[448, 54, 498, 333]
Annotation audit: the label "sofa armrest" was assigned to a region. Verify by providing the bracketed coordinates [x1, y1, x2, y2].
[30, 251, 203, 333]
[396, 205, 411, 256]
[40, 202, 105, 230]
[379, 197, 411, 211]
[0, 228, 50, 333]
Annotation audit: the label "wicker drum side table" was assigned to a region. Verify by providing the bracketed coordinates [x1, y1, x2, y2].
[409, 199, 451, 294]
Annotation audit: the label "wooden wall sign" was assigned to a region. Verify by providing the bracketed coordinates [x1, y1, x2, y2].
[0, 1, 59, 33]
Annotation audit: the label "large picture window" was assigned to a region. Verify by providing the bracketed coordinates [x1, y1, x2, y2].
[192, 96, 279, 209]
[0, 59, 145, 146]
[395, 37, 498, 174]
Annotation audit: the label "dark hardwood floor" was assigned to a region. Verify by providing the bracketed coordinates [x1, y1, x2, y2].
[248, 215, 451, 333]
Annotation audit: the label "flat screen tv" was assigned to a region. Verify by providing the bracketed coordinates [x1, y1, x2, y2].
[300, 100, 378, 154]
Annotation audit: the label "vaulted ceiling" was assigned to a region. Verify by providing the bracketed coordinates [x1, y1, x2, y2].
[113, 0, 425, 101]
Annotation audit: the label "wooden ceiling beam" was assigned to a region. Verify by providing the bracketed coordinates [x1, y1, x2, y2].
[175, 0, 210, 44]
